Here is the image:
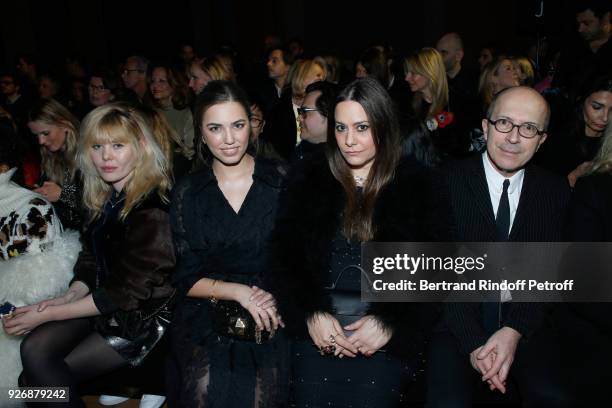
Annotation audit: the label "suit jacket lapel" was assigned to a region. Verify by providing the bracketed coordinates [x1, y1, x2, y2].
[509, 165, 536, 241]
[467, 156, 497, 241]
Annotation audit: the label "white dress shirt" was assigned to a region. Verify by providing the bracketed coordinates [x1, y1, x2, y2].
[482, 152, 525, 302]
[482, 152, 524, 237]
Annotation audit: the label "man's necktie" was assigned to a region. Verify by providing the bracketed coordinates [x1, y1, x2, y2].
[484, 179, 511, 334]
[496, 179, 510, 241]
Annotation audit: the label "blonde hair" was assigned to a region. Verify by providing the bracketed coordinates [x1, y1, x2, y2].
[512, 56, 535, 87]
[288, 59, 327, 100]
[590, 124, 612, 175]
[479, 56, 511, 108]
[78, 102, 171, 221]
[28, 98, 80, 185]
[403, 48, 449, 117]
[198, 55, 236, 82]
[139, 105, 185, 178]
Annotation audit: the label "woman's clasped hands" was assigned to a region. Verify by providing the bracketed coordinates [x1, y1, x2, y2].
[307, 313, 391, 358]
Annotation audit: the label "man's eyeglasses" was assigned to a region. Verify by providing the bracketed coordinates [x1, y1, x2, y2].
[88, 84, 106, 92]
[297, 107, 318, 116]
[122, 69, 143, 74]
[487, 118, 545, 139]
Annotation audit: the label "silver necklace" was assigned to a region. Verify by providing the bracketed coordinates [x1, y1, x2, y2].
[354, 175, 366, 187]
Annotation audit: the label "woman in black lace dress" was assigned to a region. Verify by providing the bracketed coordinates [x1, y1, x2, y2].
[167, 80, 289, 407]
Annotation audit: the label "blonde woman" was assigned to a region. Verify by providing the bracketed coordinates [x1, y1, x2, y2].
[478, 56, 520, 109]
[188, 54, 236, 96]
[512, 56, 536, 87]
[287, 58, 326, 106]
[150, 63, 195, 161]
[27, 98, 83, 230]
[404, 47, 449, 120]
[4, 102, 175, 407]
[403, 48, 469, 163]
[263, 58, 326, 160]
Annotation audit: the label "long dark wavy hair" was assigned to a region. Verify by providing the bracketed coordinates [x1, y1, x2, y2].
[327, 77, 401, 241]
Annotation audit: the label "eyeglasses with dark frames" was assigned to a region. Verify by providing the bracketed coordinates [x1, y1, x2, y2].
[297, 107, 318, 116]
[487, 118, 545, 139]
[88, 84, 107, 92]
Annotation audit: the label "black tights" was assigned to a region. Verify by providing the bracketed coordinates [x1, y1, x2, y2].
[19, 318, 127, 408]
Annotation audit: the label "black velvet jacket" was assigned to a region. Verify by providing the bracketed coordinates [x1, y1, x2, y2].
[72, 192, 176, 315]
[269, 152, 446, 358]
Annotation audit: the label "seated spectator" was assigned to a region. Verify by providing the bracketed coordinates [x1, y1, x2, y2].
[27, 98, 83, 230]
[261, 58, 325, 160]
[121, 55, 150, 103]
[563, 120, 612, 404]
[0, 72, 29, 128]
[38, 73, 64, 101]
[188, 54, 236, 96]
[89, 69, 130, 108]
[294, 81, 338, 162]
[0, 130, 79, 405]
[478, 43, 498, 72]
[537, 74, 612, 186]
[511, 56, 536, 87]
[4, 102, 176, 407]
[403, 48, 469, 160]
[478, 56, 520, 110]
[149, 62, 195, 162]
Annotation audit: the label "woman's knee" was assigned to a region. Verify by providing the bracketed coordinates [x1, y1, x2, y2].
[20, 331, 47, 368]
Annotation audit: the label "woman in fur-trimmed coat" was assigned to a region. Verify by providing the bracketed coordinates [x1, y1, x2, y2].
[269, 78, 444, 407]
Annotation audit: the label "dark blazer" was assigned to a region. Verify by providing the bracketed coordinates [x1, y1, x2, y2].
[269, 152, 445, 358]
[564, 173, 612, 336]
[440, 154, 570, 354]
[72, 193, 176, 315]
[260, 92, 298, 161]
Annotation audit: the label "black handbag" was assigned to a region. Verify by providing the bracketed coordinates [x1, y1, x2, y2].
[325, 264, 372, 336]
[325, 264, 391, 352]
[94, 290, 176, 365]
[96, 289, 177, 342]
[212, 300, 271, 344]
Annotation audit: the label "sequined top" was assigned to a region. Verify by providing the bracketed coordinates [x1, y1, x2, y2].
[42, 168, 83, 231]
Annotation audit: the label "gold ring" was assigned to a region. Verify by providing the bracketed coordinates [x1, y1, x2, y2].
[329, 334, 336, 344]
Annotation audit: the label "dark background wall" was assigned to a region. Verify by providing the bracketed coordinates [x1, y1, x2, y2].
[1, 0, 576, 72]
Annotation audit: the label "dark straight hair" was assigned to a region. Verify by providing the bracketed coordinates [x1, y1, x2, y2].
[193, 80, 255, 168]
[327, 77, 401, 241]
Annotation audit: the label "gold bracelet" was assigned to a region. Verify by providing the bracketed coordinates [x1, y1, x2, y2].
[210, 279, 219, 304]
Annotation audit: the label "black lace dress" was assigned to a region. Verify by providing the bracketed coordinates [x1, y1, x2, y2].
[167, 159, 290, 408]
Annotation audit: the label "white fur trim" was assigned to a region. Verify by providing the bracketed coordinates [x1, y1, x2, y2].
[0, 230, 81, 406]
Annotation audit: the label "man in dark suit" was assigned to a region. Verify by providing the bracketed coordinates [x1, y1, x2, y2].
[427, 86, 573, 407]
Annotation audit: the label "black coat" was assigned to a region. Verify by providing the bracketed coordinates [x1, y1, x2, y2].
[439, 154, 570, 354]
[269, 153, 445, 358]
[564, 173, 612, 335]
[73, 192, 176, 315]
[260, 93, 298, 161]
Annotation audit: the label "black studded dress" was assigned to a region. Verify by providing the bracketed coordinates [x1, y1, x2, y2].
[291, 227, 413, 407]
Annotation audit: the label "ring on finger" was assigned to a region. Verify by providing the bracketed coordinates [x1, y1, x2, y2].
[322, 345, 336, 355]
[329, 334, 336, 344]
